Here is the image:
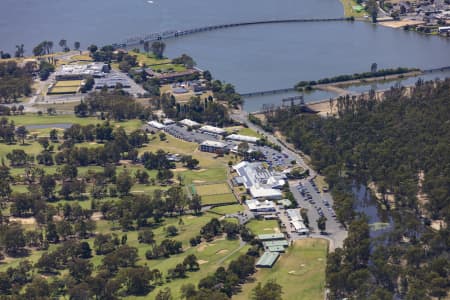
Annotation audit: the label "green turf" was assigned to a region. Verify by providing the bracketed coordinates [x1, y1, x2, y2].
[202, 193, 237, 205]
[209, 204, 244, 215]
[234, 239, 328, 300]
[246, 219, 280, 235]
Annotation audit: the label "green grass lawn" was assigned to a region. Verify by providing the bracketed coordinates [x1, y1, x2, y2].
[237, 127, 263, 138]
[209, 204, 244, 215]
[202, 193, 237, 206]
[195, 183, 230, 196]
[339, 0, 366, 17]
[246, 219, 280, 235]
[234, 239, 328, 300]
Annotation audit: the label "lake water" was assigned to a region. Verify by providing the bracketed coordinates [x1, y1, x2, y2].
[1, 0, 449, 112]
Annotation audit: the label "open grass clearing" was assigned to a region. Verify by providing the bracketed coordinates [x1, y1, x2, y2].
[54, 80, 82, 87]
[48, 86, 79, 94]
[234, 239, 328, 300]
[195, 183, 231, 196]
[236, 127, 262, 138]
[202, 193, 237, 206]
[246, 219, 280, 235]
[209, 204, 244, 215]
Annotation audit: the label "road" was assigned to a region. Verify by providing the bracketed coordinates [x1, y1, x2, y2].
[230, 109, 347, 249]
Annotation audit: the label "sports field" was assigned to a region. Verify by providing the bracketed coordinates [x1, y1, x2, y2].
[193, 183, 236, 205]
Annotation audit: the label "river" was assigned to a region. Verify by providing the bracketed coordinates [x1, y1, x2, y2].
[1, 0, 449, 112]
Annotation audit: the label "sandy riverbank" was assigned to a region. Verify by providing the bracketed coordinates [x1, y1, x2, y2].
[379, 20, 425, 28]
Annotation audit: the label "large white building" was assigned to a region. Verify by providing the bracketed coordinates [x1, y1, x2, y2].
[233, 161, 286, 200]
[225, 134, 260, 144]
[245, 199, 276, 213]
[55, 63, 109, 80]
[200, 125, 227, 136]
[179, 119, 200, 128]
[286, 209, 309, 234]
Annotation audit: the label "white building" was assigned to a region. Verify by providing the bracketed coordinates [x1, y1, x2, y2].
[55, 63, 109, 80]
[163, 118, 175, 125]
[147, 120, 165, 130]
[225, 134, 260, 144]
[246, 199, 276, 212]
[179, 119, 200, 128]
[233, 161, 286, 199]
[291, 220, 309, 234]
[200, 125, 227, 136]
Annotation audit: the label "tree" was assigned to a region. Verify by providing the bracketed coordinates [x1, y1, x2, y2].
[183, 254, 199, 271]
[15, 44, 25, 58]
[189, 194, 202, 214]
[116, 170, 133, 196]
[59, 39, 67, 51]
[74, 41, 81, 51]
[317, 215, 327, 233]
[15, 125, 28, 144]
[155, 287, 172, 300]
[88, 44, 98, 54]
[151, 41, 166, 59]
[143, 41, 150, 53]
[68, 258, 93, 282]
[165, 225, 178, 237]
[24, 276, 51, 299]
[252, 280, 283, 300]
[371, 62, 378, 73]
[3, 223, 26, 256]
[138, 229, 155, 245]
[40, 174, 56, 199]
[180, 283, 197, 299]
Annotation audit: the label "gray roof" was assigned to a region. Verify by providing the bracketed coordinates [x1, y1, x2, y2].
[256, 251, 280, 267]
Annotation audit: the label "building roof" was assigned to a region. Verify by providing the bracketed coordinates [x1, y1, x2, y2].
[291, 220, 309, 232]
[286, 209, 303, 222]
[200, 140, 226, 148]
[56, 63, 107, 78]
[179, 119, 200, 127]
[225, 134, 260, 143]
[267, 245, 286, 252]
[256, 251, 280, 267]
[156, 69, 199, 80]
[277, 199, 292, 207]
[245, 199, 276, 211]
[233, 161, 286, 189]
[249, 187, 283, 199]
[200, 125, 226, 135]
[257, 233, 286, 241]
[263, 240, 289, 248]
[163, 118, 175, 125]
[147, 120, 165, 129]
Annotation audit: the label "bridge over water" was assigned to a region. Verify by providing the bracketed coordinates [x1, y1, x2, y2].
[120, 17, 352, 47]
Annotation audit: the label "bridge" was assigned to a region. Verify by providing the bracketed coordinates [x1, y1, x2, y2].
[120, 17, 352, 47]
[240, 87, 297, 97]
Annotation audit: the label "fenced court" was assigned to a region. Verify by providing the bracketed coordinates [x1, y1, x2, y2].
[190, 182, 237, 205]
[48, 80, 82, 94]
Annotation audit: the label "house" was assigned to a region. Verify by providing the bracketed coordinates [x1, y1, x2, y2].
[199, 140, 227, 154]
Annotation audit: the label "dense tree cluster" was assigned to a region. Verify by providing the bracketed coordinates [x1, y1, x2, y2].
[210, 80, 243, 108]
[267, 78, 450, 299]
[0, 61, 33, 103]
[158, 93, 232, 127]
[74, 89, 151, 120]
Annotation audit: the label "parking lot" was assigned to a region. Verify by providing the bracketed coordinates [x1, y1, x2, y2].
[290, 178, 343, 236]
